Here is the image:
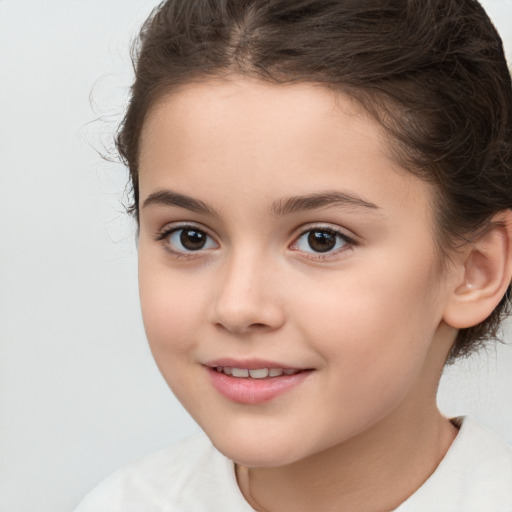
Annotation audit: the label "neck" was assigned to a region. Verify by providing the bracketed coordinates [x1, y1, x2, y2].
[237, 404, 458, 512]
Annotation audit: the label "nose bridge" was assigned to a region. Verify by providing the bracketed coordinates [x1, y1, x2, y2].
[210, 244, 284, 333]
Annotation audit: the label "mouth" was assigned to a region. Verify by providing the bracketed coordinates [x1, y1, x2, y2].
[204, 360, 313, 404]
[212, 366, 302, 378]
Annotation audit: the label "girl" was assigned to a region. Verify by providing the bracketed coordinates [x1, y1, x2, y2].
[75, 0, 512, 510]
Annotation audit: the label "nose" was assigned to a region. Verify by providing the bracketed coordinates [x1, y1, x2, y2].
[208, 251, 286, 335]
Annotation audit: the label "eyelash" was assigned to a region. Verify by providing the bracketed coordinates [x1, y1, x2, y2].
[154, 223, 356, 261]
[290, 225, 356, 261]
[155, 223, 218, 259]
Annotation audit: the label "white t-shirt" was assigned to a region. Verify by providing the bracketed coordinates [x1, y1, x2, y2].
[74, 416, 512, 512]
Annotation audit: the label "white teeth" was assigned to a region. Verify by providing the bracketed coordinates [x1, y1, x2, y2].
[231, 368, 249, 378]
[248, 368, 269, 379]
[215, 366, 301, 378]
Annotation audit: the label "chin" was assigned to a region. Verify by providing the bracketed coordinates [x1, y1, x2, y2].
[216, 442, 298, 468]
[205, 426, 313, 468]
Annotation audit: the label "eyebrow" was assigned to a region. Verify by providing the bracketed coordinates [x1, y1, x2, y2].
[271, 191, 379, 216]
[142, 190, 218, 217]
[142, 189, 379, 216]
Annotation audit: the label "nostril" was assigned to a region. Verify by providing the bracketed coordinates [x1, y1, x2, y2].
[214, 321, 271, 333]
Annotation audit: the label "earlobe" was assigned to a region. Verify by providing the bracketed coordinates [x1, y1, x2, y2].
[443, 210, 512, 329]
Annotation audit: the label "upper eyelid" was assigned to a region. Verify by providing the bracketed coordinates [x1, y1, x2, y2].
[155, 221, 217, 240]
[291, 229, 353, 247]
[292, 223, 356, 241]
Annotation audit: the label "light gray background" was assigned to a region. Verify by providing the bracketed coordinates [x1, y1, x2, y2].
[0, 1, 511, 511]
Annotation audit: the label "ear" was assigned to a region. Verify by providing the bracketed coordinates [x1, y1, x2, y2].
[442, 210, 512, 329]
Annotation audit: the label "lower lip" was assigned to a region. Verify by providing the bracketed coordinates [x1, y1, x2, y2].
[206, 367, 312, 405]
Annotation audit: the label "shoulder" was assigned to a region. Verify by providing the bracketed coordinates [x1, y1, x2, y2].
[73, 433, 254, 512]
[396, 416, 512, 512]
[444, 416, 512, 485]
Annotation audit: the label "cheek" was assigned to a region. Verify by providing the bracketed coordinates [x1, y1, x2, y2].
[298, 283, 439, 439]
[138, 254, 205, 360]
[297, 254, 443, 383]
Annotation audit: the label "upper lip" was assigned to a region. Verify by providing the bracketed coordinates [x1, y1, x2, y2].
[204, 358, 308, 370]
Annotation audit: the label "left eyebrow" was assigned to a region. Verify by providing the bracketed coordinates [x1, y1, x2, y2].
[271, 191, 380, 216]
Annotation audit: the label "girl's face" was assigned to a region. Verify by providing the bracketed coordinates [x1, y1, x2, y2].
[137, 79, 459, 467]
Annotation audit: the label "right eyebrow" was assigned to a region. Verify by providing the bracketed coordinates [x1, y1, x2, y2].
[141, 190, 218, 217]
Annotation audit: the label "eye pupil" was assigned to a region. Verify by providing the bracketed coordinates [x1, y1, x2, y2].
[308, 230, 336, 252]
[180, 229, 206, 250]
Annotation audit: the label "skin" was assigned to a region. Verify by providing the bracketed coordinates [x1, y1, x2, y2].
[137, 78, 463, 511]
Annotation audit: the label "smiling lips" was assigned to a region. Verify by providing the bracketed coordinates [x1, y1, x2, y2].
[205, 361, 312, 404]
[214, 366, 301, 378]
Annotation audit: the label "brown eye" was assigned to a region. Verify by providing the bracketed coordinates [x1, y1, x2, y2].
[292, 228, 351, 256]
[163, 226, 218, 253]
[180, 229, 207, 250]
[307, 230, 337, 252]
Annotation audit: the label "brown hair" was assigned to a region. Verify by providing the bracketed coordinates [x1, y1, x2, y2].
[117, 0, 512, 362]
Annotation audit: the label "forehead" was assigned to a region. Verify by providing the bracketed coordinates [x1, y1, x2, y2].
[138, 78, 434, 224]
[140, 78, 386, 167]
